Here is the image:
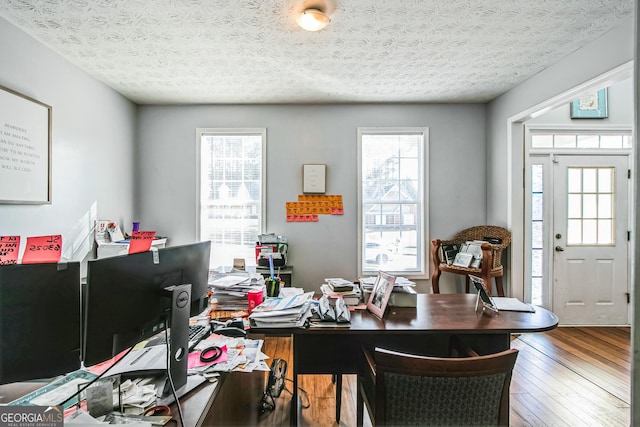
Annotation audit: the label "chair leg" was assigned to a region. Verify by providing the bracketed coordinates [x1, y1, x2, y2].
[495, 276, 505, 297]
[483, 274, 492, 295]
[335, 374, 342, 422]
[356, 376, 364, 427]
[465, 275, 470, 293]
[431, 269, 441, 293]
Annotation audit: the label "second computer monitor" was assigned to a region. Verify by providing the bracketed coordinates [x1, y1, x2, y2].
[83, 240, 211, 367]
[0, 262, 81, 385]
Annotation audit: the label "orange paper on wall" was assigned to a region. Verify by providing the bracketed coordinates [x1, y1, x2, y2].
[21, 235, 62, 264]
[128, 231, 156, 254]
[0, 236, 20, 265]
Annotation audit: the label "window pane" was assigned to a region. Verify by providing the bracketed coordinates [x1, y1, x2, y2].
[532, 135, 553, 148]
[598, 219, 613, 244]
[582, 194, 597, 218]
[583, 219, 597, 244]
[577, 135, 599, 148]
[568, 168, 581, 193]
[598, 168, 613, 193]
[567, 219, 582, 244]
[582, 169, 597, 193]
[623, 135, 632, 148]
[360, 129, 427, 275]
[555, 135, 576, 148]
[567, 194, 581, 218]
[200, 131, 264, 268]
[531, 194, 543, 220]
[598, 194, 612, 219]
[532, 165, 544, 193]
[600, 135, 622, 148]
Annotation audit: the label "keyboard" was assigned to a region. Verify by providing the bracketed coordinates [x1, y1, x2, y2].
[188, 324, 210, 350]
[152, 324, 210, 351]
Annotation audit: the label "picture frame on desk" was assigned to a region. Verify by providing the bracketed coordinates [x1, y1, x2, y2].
[366, 270, 395, 319]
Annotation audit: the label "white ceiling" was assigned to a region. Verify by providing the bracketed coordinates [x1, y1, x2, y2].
[0, 0, 634, 105]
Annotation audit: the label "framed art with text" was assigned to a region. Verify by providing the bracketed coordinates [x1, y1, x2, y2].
[303, 164, 326, 194]
[0, 85, 52, 204]
[570, 88, 608, 119]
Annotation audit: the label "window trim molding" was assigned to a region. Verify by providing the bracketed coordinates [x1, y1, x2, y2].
[357, 126, 430, 278]
[195, 127, 267, 245]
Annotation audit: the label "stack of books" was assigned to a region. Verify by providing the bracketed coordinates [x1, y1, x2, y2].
[249, 291, 314, 328]
[209, 271, 265, 311]
[321, 278, 361, 306]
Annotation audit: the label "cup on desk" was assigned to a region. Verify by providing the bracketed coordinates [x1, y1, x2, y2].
[248, 289, 263, 314]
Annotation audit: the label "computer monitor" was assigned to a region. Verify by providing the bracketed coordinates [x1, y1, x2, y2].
[83, 240, 211, 367]
[0, 262, 81, 385]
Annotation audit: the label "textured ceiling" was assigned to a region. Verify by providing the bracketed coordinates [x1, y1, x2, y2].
[0, 0, 634, 105]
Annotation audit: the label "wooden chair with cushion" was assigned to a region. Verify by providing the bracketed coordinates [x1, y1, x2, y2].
[431, 225, 511, 296]
[356, 346, 519, 426]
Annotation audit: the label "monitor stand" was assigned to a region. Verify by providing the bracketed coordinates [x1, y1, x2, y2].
[161, 284, 191, 395]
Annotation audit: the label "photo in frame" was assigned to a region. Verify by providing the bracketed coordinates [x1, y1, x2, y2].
[469, 275, 498, 316]
[366, 270, 396, 318]
[570, 88, 608, 119]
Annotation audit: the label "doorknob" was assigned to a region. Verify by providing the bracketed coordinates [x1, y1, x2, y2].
[555, 246, 564, 252]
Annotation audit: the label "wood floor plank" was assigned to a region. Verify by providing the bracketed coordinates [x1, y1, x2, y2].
[254, 327, 630, 426]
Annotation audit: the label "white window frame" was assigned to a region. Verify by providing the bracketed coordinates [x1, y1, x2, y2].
[196, 128, 266, 268]
[357, 127, 429, 278]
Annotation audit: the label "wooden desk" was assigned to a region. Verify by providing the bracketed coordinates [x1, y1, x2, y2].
[253, 293, 558, 425]
[0, 371, 265, 427]
[170, 370, 265, 426]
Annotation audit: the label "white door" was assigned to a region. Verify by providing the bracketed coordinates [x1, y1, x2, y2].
[552, 155, 629, 325]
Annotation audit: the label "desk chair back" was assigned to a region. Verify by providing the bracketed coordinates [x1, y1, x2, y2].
[359, 347, 518, 426]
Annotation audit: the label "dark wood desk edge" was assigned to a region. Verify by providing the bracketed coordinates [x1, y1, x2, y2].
[170, 377, 220, 427]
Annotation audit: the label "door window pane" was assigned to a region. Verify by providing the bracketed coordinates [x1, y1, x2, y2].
[566, 166, 615, 246]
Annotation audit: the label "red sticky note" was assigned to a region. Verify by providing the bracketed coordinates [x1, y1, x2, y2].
[22, 235, 62, 264]
[128, 231, 156, 254]
[0, 236, 20, 265]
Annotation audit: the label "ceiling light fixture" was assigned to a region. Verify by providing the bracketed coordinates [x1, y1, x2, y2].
[297, 8, 331, 31]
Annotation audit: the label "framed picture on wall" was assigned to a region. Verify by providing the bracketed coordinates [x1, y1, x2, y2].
[570, 88, 608, 119]
[303, 164, 326, 194]
[0, 85, 52, 204]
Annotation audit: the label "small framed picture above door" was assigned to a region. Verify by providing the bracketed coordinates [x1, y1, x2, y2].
[570, 88, 608, 119]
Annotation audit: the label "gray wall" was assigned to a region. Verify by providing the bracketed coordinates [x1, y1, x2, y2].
[0, 17, 137, 272]
[527, 77, 633, 126]
[487, 16, 633, 226]
[137, 104, 486, 291]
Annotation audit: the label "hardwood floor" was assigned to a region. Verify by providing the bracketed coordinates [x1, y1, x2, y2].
[256, 327, 630, 426]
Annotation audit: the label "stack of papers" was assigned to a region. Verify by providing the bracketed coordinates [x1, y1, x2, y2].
[360, 276, 416, 289]
[249, 292, 314, 328]
[209, 271, 265, 311]
[320, 283, 361, 306]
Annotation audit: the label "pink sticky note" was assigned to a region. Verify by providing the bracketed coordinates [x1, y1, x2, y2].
[0, 236, 20, 265]
[188, 345, 228, 369]
[21, 235, 62, 264]
[128, 231, 156, 254]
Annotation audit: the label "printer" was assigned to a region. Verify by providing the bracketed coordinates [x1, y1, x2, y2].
[255, 234, 288, 268]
